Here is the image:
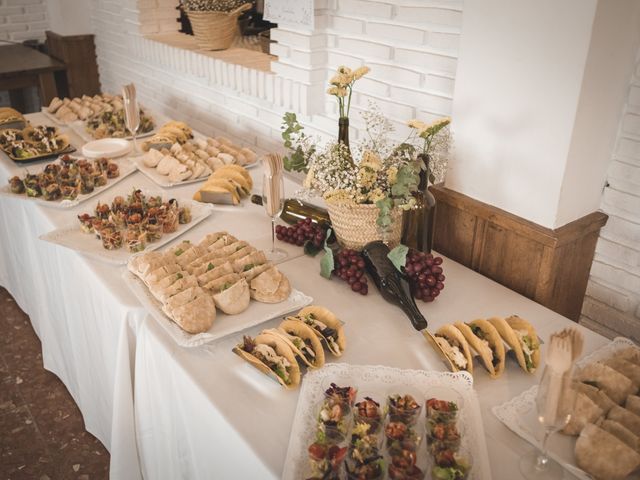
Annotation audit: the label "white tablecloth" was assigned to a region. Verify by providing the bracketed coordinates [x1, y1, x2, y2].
[0, 113, 611, 480]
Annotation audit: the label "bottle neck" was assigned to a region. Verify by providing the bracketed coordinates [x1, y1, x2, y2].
[418, 154, 430, 191]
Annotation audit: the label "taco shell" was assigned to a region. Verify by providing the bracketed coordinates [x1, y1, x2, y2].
[263, 319, 325, 369]
[297, 306, 346, 356]
[233, 334, 301, 389]
[431, 324, 473, 374]
[455, 319, 505, 378]
[489, 316, 540, 373]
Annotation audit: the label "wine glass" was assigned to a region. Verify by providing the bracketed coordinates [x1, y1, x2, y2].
[122, 85, 141, 156]
[261, 172, 287, 262]
[519, 365, 576, 479]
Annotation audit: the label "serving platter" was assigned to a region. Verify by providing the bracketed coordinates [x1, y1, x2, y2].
[492, 336, 640, 480]
[39, 192, 213, 265]
[123, 269, 312, 347]
[40, 107, 67, 126]
[0, 157, 137, 209]
[68, 119, 156, 143]
[282, 363, 492, 480]
[132, 155, 210, 188]
[4, 144, 77, 163]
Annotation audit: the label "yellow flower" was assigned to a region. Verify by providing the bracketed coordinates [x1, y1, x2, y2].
[324, 189, 354, 203]
[352, 66, 370, 80]
[357, 167, 377, 189]
[387, 166, 398, 185]
[330, 73, 351, 87]
[419, 117, 451, 137]
[368, 188, 386, 203]
[360, 150, 382, 171]
[337, 65, 352, 76]
[303, 165, 315, 189]
[335, 87, 348, 97]
[327, 86, 339, 96]
[407, 119, 427, 130]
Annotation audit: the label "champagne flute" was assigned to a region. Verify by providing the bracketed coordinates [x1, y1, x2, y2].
[261, 172, 287, 262]
[122, 84, 141, 156]
[520, 337, 576, 479]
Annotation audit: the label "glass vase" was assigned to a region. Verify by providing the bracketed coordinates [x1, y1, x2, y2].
[338, 117, 350, 148]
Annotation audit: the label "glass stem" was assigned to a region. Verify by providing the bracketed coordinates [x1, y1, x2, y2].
[536, 428, 553, 471]
[132, 133, 138, 154]
[271, 217, 276, 253]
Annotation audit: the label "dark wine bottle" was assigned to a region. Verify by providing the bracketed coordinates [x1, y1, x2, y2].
[361, 241, 429, 332]
[251, 194, 331, 226]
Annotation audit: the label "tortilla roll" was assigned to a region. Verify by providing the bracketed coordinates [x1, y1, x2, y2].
[432, 324, 473, 374]
[604, 357, 640, 390]
[608, 406, 640, 437]
[562, 391, 603, 436]
[489, 316, 540, 373]
[455, 319, 505, 378]
[574, 382, 617, 414]
[599, 419, 640, 453]
[576, 363, 635, 404]
[575, 423, 640, 480]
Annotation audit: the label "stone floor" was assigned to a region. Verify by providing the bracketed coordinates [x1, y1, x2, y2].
[0, 287, 109, 479]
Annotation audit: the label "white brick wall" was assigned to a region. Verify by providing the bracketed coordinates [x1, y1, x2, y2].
[0, 0, 49, 42]
[88, 0, 462, 157]
[581, 49, 640, 342]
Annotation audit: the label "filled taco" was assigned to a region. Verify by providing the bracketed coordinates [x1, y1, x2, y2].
[294, 306, 346, 356]
[455, 319, 505, 378]
[489, 316, 540, 373]
[430, 324, 473, 373]
[263, 319, 325, 369]
[233, 334, 301, 389]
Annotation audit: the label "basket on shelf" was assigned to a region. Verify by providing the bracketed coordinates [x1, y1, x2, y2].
[185, 3, 252, 51]
[327, 201, 403, 251]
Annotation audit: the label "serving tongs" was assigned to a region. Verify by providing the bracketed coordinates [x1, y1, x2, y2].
[361, 241, 458, 372]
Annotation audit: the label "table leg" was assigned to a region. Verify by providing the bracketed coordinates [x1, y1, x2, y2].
[8, 89, 26, 112]
[38, 72, 58, 106]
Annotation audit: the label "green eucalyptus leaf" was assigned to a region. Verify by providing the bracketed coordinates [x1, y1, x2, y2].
[319, 228, 335, 279]
[387, 244, 409, 272]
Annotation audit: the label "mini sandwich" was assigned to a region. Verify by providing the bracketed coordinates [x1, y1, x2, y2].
[455, 319, 505, 378]
[233, 334, 301, 389]
[249, 266, 291, 303]
[216, 164, 253, 189]
[206, 273, 250, 315]
[576, 362, 635, 404]
[263, 319, 325, 369]
[430, 325, 473, 373]
[575, 423, 640, 480]
[489, 315, 540, 373]
[293, 306, 346, 357]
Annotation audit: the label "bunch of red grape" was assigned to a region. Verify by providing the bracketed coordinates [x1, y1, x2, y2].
[403, 249, 445, 302]
[275, 217, 326, 248]
[333, 249, 368, 295]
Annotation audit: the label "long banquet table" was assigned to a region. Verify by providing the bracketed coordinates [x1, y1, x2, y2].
[0, 112, 610, 479]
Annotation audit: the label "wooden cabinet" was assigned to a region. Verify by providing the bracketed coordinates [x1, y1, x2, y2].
[45, 31, 101, 98]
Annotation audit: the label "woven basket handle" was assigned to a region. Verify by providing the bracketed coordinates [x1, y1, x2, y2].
[229, 3, 252, 17]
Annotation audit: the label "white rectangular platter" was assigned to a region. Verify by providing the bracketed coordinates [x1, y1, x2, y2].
[283, 364, 492, 480]
[68, 119, 156, 143]
[39, 193, 213, 265]
[0, 157, 137, 209]
[132, 155, 208, 188]
[40, 108, 66, 126]
[492, 337, 639, 480]
[123, 269, 312, 347]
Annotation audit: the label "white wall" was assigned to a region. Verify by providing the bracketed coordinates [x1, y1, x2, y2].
[581, 48, 640, 342]
[46, 0, 92, 36]
[447, 0, 597, 228]
[556, 0, 640, 227]
[0, 0, 49, 42]
[89, 0, 463, 155]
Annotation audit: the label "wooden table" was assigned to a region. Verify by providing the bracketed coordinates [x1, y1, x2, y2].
[0, 44, 65, 112]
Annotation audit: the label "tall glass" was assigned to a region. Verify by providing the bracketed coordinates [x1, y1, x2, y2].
[262, 172, 287, 262]
[122, 91, 141, 156]
[519, 367, 576, 479]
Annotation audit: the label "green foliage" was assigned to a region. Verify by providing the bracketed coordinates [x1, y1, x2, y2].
[391, 162, 420, 198]
[387, 245, 409, 272]
[281, 112, 314, 173]
[375, 197, 394, 228]
[319, 228, 335, 278]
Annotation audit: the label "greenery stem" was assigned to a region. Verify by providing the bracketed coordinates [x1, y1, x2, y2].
[346, 84, 353, 118]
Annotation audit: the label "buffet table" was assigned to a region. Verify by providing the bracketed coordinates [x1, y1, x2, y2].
[0, 113, 609, 479]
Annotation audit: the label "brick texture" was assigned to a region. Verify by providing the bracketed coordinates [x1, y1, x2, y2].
[581, 50, 640, 340]
[0, 0, 48, 41]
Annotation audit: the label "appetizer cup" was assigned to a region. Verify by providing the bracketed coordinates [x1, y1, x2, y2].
[322, 377, 358, 413]
[354, 394, 383, 434]
[384, 419, 424, 457]
[387, 388, 423, 426]
[425, 386, 464, 425]
[346, 458, 385, 480]
[428, 447, 473, 480]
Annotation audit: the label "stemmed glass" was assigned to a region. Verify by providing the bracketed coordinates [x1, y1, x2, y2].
[261, 172, 287, 262]
[519, 347, 576, 479]
[122, 84, 141, 156]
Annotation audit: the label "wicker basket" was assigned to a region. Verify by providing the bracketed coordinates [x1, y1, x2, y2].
[327, 201, 403, 251]
[186, 3, 252, 51]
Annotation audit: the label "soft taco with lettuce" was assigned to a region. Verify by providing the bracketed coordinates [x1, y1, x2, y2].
[293, 306, 346, 357]
[489, 316, 540, 373]
[455, 319, 505, 378]
[262, 319, 326, 369]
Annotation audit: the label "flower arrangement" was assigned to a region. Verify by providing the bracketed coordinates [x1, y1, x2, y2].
[181, 0, 250, 11]
[406, 117, 451, 185]
[327, 66, 370, 119]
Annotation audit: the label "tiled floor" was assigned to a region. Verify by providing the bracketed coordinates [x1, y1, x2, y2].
[0, 287, 109, 479]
